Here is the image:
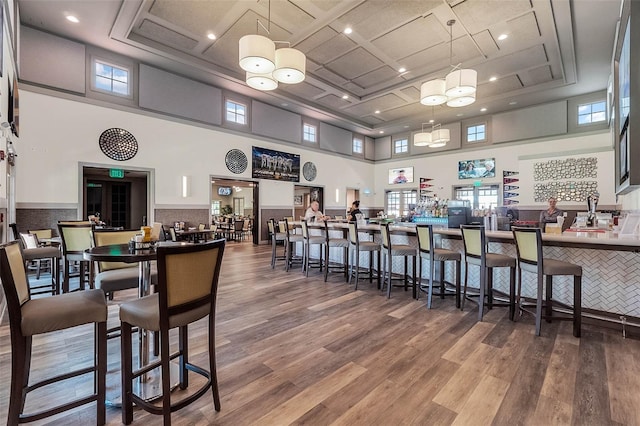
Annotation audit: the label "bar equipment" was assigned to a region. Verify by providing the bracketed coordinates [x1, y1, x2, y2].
[587, 192, 599, 227]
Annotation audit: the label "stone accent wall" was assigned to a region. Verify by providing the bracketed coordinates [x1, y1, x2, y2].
[15, 208, 78, 237]
[154, 209, 210, 231]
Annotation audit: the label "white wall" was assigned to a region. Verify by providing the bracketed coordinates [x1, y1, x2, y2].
[372, 132, 615, 209]
[17, 90, 375, 209]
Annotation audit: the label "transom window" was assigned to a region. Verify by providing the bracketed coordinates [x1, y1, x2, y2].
[226, 100, 247, 124]
[93, 59, 130, 97]
[303, 124, 317, 142]
[467, 124, 486, 142]
[394, 138, 408, 154]
[578, 101, 606, 125]
[386, 190, 417, 217]
[353, 138, 363, 154]
[454, 184, 499, 211]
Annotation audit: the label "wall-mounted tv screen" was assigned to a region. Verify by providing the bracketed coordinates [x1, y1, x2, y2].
[388, 167, 414, 184]
[218, 187, 232, 196]
[458, 158, 496, 179]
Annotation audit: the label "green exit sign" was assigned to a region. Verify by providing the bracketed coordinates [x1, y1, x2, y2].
[109, 169, 125, 179]
[473, 180, 482, 187]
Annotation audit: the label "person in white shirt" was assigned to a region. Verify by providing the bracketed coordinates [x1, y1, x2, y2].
[304, 200, 328, 222]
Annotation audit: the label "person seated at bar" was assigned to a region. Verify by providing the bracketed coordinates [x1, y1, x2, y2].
[348, 200, 362, 222]
[539, 196, 564, 227]
[304, 200, 329, 222]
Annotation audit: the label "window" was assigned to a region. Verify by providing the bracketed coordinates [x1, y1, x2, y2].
[303, 124, 317, 142]
[578, 101, 606, 125]
[454, 184, 500, 211]
[394, 139, 408, 154]
[233, 197, 245, 215]
[467, 124, 486, 142]
[353, 137, 363, 154]
[93, 59, 130, 97]
[211, 201, 220, 216]
[226, 100, 247, 124]
[385, 190, 417, 217]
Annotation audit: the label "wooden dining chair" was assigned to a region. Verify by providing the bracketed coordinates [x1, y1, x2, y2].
[120, 239, 225, 425]
[0, 240, 107, 425]
[18, 232, 62, 295]
[57, 222, 94, 293]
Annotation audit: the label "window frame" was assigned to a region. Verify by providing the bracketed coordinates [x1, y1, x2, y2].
[385, 189, 417, 217]
[394, 138, 409, 154]
[225, 99, 248, 125]
[577, 100, 607, 126]
[453, 184, 500, 210]
[353, 137, 364, 154]
[90, 57, 132, 99]
[302, 123, 317, 143]
[466, 123, 487, 143]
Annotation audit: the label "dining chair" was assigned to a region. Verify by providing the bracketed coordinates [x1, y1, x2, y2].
[169, 227, 178, 242]
[347, 221, 381, 289]
[460, 225, 516, 322]
[268, 218, 286, 269]
[512, 227, 582, 337]
[19, 232, 62, 295]
[380, 222, 417, 298]
[0, 240, 107, 425]
[91, 229, 158, 299]
[120, 239, 225, 425]
[58, 222, 94, 293]
[281, 218, 303, 271]
[151, 222, 164, 241]
[416, 224, 461, 308]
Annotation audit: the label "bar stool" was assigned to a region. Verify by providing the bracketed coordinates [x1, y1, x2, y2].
[380, 222, 417, 298]
[460, 225, 516, 321]
[322, 221, 349, 282]
[416, 224, 461, 308]
[512, 227, 582, 337]
[58, 221, 94, 293]
[348, 221, 381, 289]
[301, 219, 326, 276]
[18, 232, 62, 295]
[282, 218, 303, 271]
[268, 218, 286, 268]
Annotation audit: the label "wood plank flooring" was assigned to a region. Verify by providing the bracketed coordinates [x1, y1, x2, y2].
[1, 242, 639, 425]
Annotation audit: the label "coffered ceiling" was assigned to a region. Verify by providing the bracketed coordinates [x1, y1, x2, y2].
[18, 0, 621, 137]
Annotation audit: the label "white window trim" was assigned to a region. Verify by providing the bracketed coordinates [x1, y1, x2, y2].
[303, 123, 317, 143]
[353, 137, 363, 154]
[466, 123, 487, 143]
[394, 138, 409, 154]
[225, 99, 248, 125]
[91, 57, 133, 99]
[577, 100, 607, 126]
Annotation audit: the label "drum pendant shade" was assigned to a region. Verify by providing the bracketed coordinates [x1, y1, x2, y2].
[445, 69, 477, 98]
[430, 128, 450, 147]
[239, 35, 276, 73]
[246, 72, 278, 91]
[273, 48, 306, 84]
[420, 79, 447, 106]
[413, 132, 432, 146]
[446, 92, 476, 107]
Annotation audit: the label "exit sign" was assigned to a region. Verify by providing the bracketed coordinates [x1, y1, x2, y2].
[109, 169, 125, 179]
[473, 180, 482, 187]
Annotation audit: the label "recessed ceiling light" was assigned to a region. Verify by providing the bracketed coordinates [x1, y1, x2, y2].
[207, 33, 216, 40]
[489, 76, 497, 82]
[429, 119, 434, 123]
[344, 27, 353, 35]
[404, 125, 409, 128]
[480, 108, 487, 112]
[398, 67, 406, 73]
[342, 95, 349, 100]
[498, 34, 508, 41]
[509, 101, 518, 105]
[375, 110, 380, 114]
[281, 103, 288, 107]
[379, 130, 384, 134]
[456, 113, 464, 117]
[66, 15, 79, 23]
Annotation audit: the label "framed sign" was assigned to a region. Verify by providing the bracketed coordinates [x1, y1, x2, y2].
[251, 146, 300, 182]
[388, 167, 414, 184]
[458, 158, 495, 179]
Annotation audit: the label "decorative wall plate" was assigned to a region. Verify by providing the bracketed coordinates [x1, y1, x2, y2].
[303, 161, 317, 181]
[225, 149, 248, 174]
[99, 128, 138, 161]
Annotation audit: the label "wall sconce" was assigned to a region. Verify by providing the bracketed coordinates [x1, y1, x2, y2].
[335, 188, 340, 203]
[181, 175, 190, 198]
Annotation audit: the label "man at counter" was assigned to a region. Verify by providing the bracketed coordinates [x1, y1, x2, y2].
[539, 196, 564, 226]
[304, 200, 329, 222]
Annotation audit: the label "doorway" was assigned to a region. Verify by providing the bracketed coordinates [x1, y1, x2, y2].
[81, 165, 152, 228]
[211, 177, 259, 244]
[293, 185, 324, 219]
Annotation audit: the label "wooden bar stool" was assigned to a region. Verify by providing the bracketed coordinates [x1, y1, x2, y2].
[322, 221, 349, 282]
[460, 225, 516, 321]
[416, 224, 461, 308]
[282, 218, 303, 271]
[380, 222, 417, 299]
[301, 219, 326, 276]
[512, 227, 582, 337]
[347, 221, 381, 289]
[267, 218, 286, 269]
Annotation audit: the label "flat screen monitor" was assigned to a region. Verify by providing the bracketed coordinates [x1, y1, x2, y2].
[218, 187, 232, 196]
[388, 167, 414, 184]
[458, 158, 495, 179]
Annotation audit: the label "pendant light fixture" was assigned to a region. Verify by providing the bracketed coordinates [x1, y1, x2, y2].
[413, 106, 450, 148]
[420, 19, 477, 107]
[238, 0, 306, 90]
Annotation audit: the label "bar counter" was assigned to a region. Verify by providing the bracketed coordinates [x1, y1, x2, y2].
[296, 221, 640, 318]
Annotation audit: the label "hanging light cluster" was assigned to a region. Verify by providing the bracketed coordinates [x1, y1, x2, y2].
[413, 123, 450, 148]
[419, 20, 477, 107]
[238, 1, 306, 91]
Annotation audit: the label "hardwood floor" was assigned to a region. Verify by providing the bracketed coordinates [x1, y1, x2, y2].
[1, 242, 639, 425]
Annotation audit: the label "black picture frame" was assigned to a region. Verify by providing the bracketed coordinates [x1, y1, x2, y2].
[458, 158, 496, 179]
[251, 146, 300, 182]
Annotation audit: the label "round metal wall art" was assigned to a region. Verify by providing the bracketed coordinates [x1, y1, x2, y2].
[303, 162, 317, 181]
[98, 128, 138, 161]
[225, 149, 248, 174]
